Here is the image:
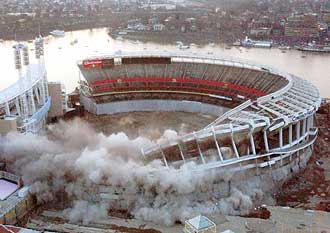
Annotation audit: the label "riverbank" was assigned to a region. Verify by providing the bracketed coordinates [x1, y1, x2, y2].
[109, 30, 238, 45]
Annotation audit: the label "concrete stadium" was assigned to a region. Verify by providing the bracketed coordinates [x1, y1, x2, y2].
[79, 52, 321, 171]
[75, 52, 322, 213]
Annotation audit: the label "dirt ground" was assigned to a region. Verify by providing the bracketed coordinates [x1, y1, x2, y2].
[80, 110, 215, 139]
[276, 102, 330, 212]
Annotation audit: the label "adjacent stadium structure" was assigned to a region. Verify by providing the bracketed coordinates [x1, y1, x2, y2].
[0, 37, 50, 134]
[76, 52, 322, 210]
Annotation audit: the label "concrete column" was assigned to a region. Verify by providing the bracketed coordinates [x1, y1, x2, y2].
[212, 127, 223, 161]
[5, 102, 10, 116]
[34, 86, 40, 105]
[296, 121, 301, 142]
[29, 89, 36, 115]
[40, 80, 46, 104]
[263, 130, 269, 152]
[231, 136, 240, 158]
[194, 133, 206, 164]
[15, 98, 21, 116]
[177, 143, 186, 163]
[159, 146, 169, 168]
[279, 128, 283, 148]
[44, 77, 49, 99]
[289, 125, 293, 145]
[302, 118, 307, 136]
[21, 94, 29, 118]
[230, 124, 240, 158]
[250, 134, 256, 155]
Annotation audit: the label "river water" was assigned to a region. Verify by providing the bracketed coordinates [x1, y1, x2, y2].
[1, 28, 329, 97]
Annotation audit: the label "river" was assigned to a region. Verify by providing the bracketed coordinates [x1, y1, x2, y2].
[1, 28, 329, 97]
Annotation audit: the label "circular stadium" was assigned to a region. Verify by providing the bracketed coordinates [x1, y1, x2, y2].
[74, 52, 322, 218]
[78, 52, 321, 170]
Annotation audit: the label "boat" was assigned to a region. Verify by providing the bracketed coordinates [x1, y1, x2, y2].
[177, 44, 190, 50]
[118, 31, 128, 35]
[116, 36, 123, 41]
[278, 45, 291, 50]
[70, 39, 78, 45]
[176, 41, 189, 49]
[50, 30, 65, 37]
[297, 43, 330, 53]
[240, 37, 272, 48]
[232, 41, 241, 46]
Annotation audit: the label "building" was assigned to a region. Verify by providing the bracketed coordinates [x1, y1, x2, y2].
[153, 24, 165, 31]
[0, 171, 34, 226]
[285, 13, 319, 38]
[47, 82, 67, 119]
[184, 215, 216, 233]
[0, 37, 51, 134]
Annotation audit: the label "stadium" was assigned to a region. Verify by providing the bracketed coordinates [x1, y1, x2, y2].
[0, 37, 50, 134]
[79, 52, 321, 172]
[74, 52, 322, 214]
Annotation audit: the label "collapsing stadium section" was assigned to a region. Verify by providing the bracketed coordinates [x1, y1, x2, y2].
[76, 52, 321, 222]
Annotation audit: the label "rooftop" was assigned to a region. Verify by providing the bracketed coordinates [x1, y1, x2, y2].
[186, 215, 215, 230]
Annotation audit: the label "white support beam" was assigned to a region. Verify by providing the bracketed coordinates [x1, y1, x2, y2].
[250, 134, 256, 155]
[194, 132, 206, 164]
[279, 128, 283, 148]
[289, 125, 293, 145]
[15, 98, 21, 116]
[283, 96, 310, 109]
[296, 121, 301, 141]
[21, 94, 29, 118]
[177, 143, 186, 163]
[34, 86, 40, 105]
[260, 103, 291, 119]
[263, 130, 269, 152]
[40, 81, 46, 104]
[230, 124, 240, 158]
[212, 127, 223, 161]
[29, 89, 36, 115]
[281, 99, 305, 112]
[5, 102, 10, 116]
[159, 145, 169, 168]
[287, 90, 315, 105]
[269, 101, 296, 116]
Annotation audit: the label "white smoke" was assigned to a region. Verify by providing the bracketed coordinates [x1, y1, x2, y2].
[0, 119, 272, 226]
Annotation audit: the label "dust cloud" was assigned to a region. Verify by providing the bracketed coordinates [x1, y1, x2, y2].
[0, 119, 272, 226]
